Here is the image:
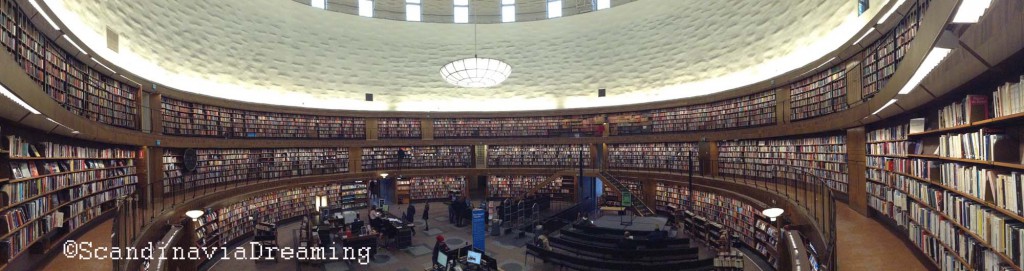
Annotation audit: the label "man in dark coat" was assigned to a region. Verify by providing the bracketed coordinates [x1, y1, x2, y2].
[423, 202, 430, 230]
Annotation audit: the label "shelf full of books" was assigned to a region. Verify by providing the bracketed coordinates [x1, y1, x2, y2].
[667, 184, 780, 269]
[0, 0, 140, 130]
[486, 144, 590, 168]
[718, 135, 849, 193]
[861, 0, 930, 98]
[432, 115, 603, 138]
[407, 176, 464, 201]
[161, 148, 348, 194]
[377, 118, 422, 139]
[607, 142, 699, 172]
[0, 134, 138, 266]
[790, 66, 848, 121]
[338, 181, 369, 211]
[160, 97, 365, 139]
[607, 90, 776, 135]
[601, 176, 643, 207]
[360, 146, 472, 171]
[484, 175, 564, 199]
[211, 184, 341, 247]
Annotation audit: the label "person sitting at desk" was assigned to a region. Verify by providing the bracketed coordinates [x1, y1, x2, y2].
[618, 231, 637, 250]
[350, 216, 364, 235]
[535, 234, 551, 250]
[432, 235, 450, 266]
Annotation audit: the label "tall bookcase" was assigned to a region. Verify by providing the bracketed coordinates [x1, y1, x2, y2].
[204, 184, 341, 249]
[486, 144, 590, 168]
[432, 115, 603, 138]
[161, 97, 365, 139]
[338, 181, 369, 211]
[607, 142, 699, 172]
[607, 90, 776, 135]
[0, 132, 138, 268]
[0, 0, 140, 129]
[162, 148, 348, 194]
[660, 183, 781, 269]
[407, 176, 465, 201]
[865, 72, 1024, 270]
[360, 146, 472, 171]
[718, 135, 849, 193]
[377, 118, 422, 139]
[861, 0, 931, 98]
[790, 66, 848, 121]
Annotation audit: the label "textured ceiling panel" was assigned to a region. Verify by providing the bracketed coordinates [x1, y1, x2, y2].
[48, 0, 858, 111]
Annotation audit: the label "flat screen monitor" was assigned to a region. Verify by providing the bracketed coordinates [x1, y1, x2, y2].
[382, 205, 389, 212]
[466, 251, 482, 264]
[437, 251, 448, 267]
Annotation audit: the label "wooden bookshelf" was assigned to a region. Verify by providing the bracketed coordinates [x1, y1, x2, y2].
[487, 175, 571, 200]
[790, 66, 848, 121]
[432, 115, 603, 138]
[210, 184, 342, 248]
[377, 118, 422, 139]
[486, 144, 590, 168]
[607, 142, 699, 172]
[408, 176, 464, 201]
[161, 148, 349, 194]
[0, 134, 138, 266]
[665, 183, 780, 269]
[338, 181, 369, 211]
[0, 0, 140, 130]
[717, 135, 849, 193]
[360, 146, 472, 171]
[607, 90, 776, 135]
[161, 97, 365, 139]
[861, 0, 930, 98]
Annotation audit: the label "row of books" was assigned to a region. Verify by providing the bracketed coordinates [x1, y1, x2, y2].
[602, 177, 643, 207]
[867, 141, 911, 156]
[161, 97, 366, 139]
[377, 118, 422, 139]
[790, 66, 848, 121]
[936, 129, 1016, 162]
[938, 163, 1023, 216]
[0, 0, 140, 130]
[488, 175, 546, 199]
[360, 146, 472, 170]
[212, 184, 342, 246]
[938, 95, 990, 129]
[607, 91, 777, 135]
[672, 186, 780, 261]
[162, 148, 349, 193]
[486, 145, 590, 168]
[8, 159, 132, 180]
[432, 116, 603, 138]
[7, 135, 136, 159]
[407, 176, 464, 200]
[338, 182, 368, 211]
[993, 76, 1024, 118]
[607, 143, 700, 172]
[2, 167, 135, 205]
[861, 0, 929, 97]
[718, 135, 848, 193]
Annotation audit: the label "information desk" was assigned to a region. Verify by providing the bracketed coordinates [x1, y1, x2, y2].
[427, 245, 501, 271]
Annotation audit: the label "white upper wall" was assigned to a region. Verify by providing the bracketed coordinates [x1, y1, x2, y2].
[46, 0, 865, 111]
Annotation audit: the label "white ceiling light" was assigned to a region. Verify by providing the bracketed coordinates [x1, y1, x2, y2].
[873, 99, 898, 115]
[0, 84, 41, 114]
[876, 0, 905, 25]
[951, 0, 992, 23]
[897, 48, 950, 94]
[440, 23, 512, 88]
[762, 208, 784, 221]
[29, 0, 60, 31]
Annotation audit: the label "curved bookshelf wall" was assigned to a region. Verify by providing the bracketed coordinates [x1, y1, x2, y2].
[0, 0, 140, 130]
[161, 97, 366, 139]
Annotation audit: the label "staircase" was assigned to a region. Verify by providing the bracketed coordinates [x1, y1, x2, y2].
[599, 171, 655, 217]
[523, 173, 565, 199]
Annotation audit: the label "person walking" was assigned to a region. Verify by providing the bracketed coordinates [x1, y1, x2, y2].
[423, 202, 431, 230]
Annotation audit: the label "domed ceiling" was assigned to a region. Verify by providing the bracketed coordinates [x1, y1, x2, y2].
[45, 0, 866, 111]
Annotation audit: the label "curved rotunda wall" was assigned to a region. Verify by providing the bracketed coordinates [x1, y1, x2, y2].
[48, 0, 860, 111]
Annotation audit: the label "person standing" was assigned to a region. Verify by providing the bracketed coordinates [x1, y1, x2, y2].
[423, 202, 430, 230]
[406, 204, 416, 223]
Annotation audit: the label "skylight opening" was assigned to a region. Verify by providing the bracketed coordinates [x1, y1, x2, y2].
[358, 0, 373, 17]
[406, 0, 421, 21]
[547, 0, 562, 18]
[454, 0, 469, 23]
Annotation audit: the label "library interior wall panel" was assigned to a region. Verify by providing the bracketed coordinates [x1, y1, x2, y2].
[717, 135, 849, 193]
[48, 0, 857, 111]
[161, 147, 349, 194]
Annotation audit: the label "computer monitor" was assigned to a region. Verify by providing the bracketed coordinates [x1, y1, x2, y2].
[437, 251, 448, 267]
[382, 205, 390, 212]
[466, 251, 482, 265]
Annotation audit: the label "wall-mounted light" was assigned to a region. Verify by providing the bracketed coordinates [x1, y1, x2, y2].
[91, 58, 116, 74]
[185, 210, 204, 221]
[873, 99, 898, 115]
[0, 84, 41, 114]
[952, 0, 992, 24]
[380, 173, 389, 179]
